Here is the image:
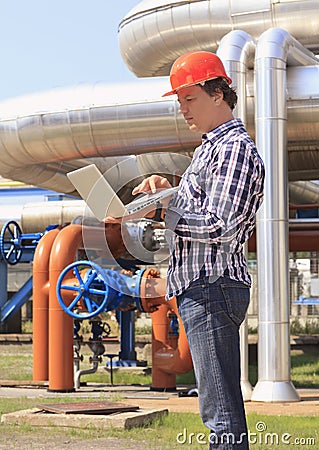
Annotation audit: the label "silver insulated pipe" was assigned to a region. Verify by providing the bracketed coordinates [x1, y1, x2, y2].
[217, 29, 256, 402]
[0, 69, 319, 194]
[289, 181, 319, 205]
[253, 28, 319, 402]
[119, 0, 319, 77]
[0, 81, 196, 195]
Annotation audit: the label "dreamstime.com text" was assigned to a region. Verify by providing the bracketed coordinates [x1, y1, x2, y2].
[176, 421, 316, 446]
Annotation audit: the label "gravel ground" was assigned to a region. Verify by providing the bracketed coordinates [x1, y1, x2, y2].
[0, 432, 154, 450]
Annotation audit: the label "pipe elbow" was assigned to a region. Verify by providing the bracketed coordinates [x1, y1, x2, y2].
[153, 347, 193, 375]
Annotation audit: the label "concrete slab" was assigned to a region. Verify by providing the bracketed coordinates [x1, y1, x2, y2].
[1, 406, 168, 430]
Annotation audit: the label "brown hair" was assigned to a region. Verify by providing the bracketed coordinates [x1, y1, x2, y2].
[200, 78, 237, 110]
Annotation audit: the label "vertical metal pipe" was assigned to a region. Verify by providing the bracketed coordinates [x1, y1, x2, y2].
[253, 28, 318, 402]
[217, 29, 256, 401]
[217, 30, 255, 125]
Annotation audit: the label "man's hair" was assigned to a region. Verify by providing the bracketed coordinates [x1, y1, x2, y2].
[200, 78, 237, 110]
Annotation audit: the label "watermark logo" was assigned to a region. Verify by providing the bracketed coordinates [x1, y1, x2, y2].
[250, 421, 316, 447]
[176, 421, 316, 446]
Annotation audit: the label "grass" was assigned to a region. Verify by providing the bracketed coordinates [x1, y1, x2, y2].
[291, 350, 319, 388]
[81, 366, 196, 385]
[1, 344, 318, 389]
[135, 325, 152, 335]
[0, 352, 33, 380]
[0, 344, 32, 380]
[23, 317, 319, 335]
[247, 350, 319, 388]
[0, 397, 318, 450]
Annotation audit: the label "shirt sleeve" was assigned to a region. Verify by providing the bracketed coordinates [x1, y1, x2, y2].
[165, 140, 264, 244]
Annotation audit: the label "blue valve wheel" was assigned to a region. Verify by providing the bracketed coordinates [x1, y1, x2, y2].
[56, 261, 109, 319]
[0, 220, 23, 265]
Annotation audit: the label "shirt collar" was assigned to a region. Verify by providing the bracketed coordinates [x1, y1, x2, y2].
[202, 118, 243, 144]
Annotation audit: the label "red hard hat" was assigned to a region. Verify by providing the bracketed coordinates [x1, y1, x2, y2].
[163, 51, 232, 97]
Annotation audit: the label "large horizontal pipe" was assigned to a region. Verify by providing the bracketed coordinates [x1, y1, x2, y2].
[0, 66, 318, 194]
[119, 0, 319, 77]
[289, 181, 319, 204]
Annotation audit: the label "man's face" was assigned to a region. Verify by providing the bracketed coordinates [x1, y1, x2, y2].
[177, 84, 220, 134]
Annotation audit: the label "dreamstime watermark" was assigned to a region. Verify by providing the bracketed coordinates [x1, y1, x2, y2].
[176, 421, 316, 446]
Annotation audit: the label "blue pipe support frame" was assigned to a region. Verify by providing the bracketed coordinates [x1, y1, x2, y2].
[0, 276, 33, 322]
[117, 310, 138, 366]
[295, 296, 319, 305]
[0, 261, 8, 314]
[0, 222, 59, 323]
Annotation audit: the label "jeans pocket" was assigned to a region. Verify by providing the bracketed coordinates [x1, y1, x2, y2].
[220, 283, 250, 326]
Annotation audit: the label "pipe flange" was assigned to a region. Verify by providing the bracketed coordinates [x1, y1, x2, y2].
[139, 268, 167, 313]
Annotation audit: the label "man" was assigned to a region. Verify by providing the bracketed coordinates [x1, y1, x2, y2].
[132, 51, 265, 449]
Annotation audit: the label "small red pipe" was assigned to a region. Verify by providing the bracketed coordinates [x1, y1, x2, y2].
[32, 228, 59, 382]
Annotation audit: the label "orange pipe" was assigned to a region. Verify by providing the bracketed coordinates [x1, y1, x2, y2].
[151, 303, 177, 390]
[81, 223, 127, 258]
[32, 228, 59, 382]
[48, 224, 83, 391]
[140, 272, 193, 390]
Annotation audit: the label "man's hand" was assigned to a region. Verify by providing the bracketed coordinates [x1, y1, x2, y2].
[103, 216, 122, 224]
[104, 175, 173, 223]
[132, 175, 172, 195]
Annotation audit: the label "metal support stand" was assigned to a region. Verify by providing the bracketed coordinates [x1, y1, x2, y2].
[104, 353, 118, 385]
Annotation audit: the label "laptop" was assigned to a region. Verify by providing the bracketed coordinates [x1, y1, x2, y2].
[67, 164, 178, 221]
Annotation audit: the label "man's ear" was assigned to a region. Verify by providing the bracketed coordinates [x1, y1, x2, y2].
[212, 89, 223, 105]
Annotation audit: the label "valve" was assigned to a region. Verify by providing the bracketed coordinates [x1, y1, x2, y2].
[56, 261, 110, 319]
[0, 220, 23, 265]
[88, 341, 105, 363]
[56, 260, 146, 319]
[89, 319, 111, 340]
[0, 220, 54, 265]
[73, 320, 83, 340]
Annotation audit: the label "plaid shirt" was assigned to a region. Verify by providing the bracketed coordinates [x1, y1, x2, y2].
[165, 119, 265, 299]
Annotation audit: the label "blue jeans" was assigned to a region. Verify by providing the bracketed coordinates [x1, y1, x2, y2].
[177, 276, 250, 450]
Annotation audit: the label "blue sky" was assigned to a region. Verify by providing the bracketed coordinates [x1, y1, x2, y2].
[0, 0, 139, 101]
